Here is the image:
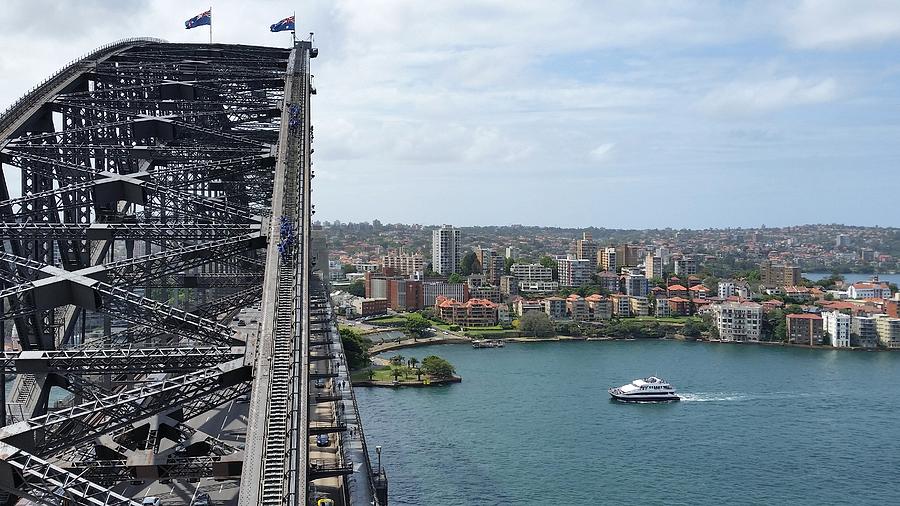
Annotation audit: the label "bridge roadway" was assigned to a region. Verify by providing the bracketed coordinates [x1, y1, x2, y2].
[0, 37, 383, 505]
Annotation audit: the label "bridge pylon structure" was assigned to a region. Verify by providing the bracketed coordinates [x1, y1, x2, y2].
[0, 38, 380, 505]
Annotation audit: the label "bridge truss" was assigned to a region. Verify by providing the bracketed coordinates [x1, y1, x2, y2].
[0, 38, 368, 505]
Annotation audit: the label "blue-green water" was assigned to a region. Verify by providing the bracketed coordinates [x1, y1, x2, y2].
[356, 341, 900, 505]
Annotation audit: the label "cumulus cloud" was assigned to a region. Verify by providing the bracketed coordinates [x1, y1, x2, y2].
[699, 77, 839, 116]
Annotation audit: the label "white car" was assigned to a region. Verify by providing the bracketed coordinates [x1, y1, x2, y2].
[142, 498, 162, 506]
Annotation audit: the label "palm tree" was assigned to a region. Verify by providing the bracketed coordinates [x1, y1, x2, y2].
[390, 354, 405, 366]
[415, 367, 423, 381]
[367, 369, 375, 381]
[391, 368, 401, 382]
[408, 357, 419, 370]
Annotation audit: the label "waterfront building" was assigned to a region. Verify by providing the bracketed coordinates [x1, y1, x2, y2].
[609, 294, 631, 317]
[783, 286, 813, 301]
[820, 311, 850, 347]
[667, 297, 690, 316]
[600, 247, 617, 272]
[352, 297, 389, 317]
[712, 301, 762, 342]
[875, 316, 900, 349]
[432, 225, 461, 275]
[557, 257, 592, 288]
[498, 304, 511, 325]
[585, 294, 612, 320]
[566, 295, 590, 321]
[759, 260, 801, 288]
[542, 297, 567, 319]
[673, 256, 697, 276]
[435, 296, 498, 327]
[629, 296, 649, 317]
[515, 299, 543, 317]
[787, 313, 825, 345]
[847, 279, 891, 299]
[654, 297, 671, 317]
[644, 253, 663, 280]
[422, 281, 469, 307]
[624, 273, 649, 297]
[575, 232, 598, 267]
[851, 316, 879, 348]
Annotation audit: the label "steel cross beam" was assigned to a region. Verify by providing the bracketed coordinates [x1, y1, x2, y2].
[0, 347, 244, 375]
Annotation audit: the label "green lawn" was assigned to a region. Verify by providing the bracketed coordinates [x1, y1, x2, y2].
[351, 365, 423, 382]
[367, 315, 407, 325]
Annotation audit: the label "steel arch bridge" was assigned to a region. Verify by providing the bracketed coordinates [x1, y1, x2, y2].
[0, 39, 382, 505]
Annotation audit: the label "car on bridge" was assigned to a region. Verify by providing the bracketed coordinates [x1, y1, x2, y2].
[316, 434, 330, 447]
[316, 498, 335, 506]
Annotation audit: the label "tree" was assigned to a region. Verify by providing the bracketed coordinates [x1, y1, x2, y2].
[504, 257, 516, 275]
[404, 314, 431, 339]
[448, 272, 463, 284]
[682, 320, 702, 337]
[339, 328, 372, 370]
[520, 311, 554, 337]
[368, 369, 375, 381]
[341, 263, 358, 274]
[347, 279, 365, 297]
[392, 368, 401, 382]
[421, 355, 456, 379]
[408, 357, 419, 369]
[459, 251, 479, 276]
[390, 354, 405, 366]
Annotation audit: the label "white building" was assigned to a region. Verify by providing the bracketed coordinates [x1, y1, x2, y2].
[674, 257, 697, 276]
[822, 310, 851, 348]
[381, 250, 425, 276]
[718, 280, 751, 299]
[557, 257, 592, 288]
[422, 281, 467, 307]
[432, 225, 461, 275]
[511, 263, 553, 283]
[518, 281, 559, 294]
[847, 280, 891, 299]
[712, 301, 762, 342]
[505, 246, 518, 260]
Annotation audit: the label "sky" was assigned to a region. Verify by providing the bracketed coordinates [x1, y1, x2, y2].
[1, 1, 899, 229]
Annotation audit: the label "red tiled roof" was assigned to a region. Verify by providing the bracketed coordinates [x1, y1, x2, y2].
[668, 284, 687, 291]
[786, 313, 822, 320]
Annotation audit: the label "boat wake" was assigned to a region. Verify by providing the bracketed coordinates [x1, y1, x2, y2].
[678, 392, 746, 402]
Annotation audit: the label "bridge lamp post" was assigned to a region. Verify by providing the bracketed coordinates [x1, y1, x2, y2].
[375, 445, 382, 475]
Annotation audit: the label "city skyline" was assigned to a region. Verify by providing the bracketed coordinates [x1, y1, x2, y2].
[2, 1, 899, 228]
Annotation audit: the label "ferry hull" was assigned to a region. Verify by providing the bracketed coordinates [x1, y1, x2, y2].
[609, 391, 680, 403]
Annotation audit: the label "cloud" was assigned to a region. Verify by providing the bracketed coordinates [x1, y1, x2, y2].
[589, 143, 615, 162]
[699, 77, 839, 117]
[783, 0, 900, 49]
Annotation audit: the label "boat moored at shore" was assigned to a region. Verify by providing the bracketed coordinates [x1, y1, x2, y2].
[609, 376, 680, 402]
[472, 339, 505, 349]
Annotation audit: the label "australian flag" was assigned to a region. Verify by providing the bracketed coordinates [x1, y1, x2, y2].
[270, 15, 295, 32]
[185, 9, 212, 29]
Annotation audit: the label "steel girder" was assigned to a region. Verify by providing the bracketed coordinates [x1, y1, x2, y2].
[0, 39, 292, 503]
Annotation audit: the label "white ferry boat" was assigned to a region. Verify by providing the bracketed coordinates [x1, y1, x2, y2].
[472, 339, 505, 349]
[609, 376, 680, 402]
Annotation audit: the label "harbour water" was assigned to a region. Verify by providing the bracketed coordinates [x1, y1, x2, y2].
[357, 340, 900, 505]
[803, 272, 900, 285]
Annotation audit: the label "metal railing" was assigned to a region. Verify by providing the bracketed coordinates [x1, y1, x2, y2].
[0, 37, 166, 135]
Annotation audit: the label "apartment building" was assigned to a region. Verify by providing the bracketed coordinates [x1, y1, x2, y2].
[629, 296, 649, 317]
[673, 256, 697, 276]
[759, 260, 801, 288]
[432, 225, 461, 275]
[609, 294, 631, 317]
[820, 311, 850, 347]
[381, 250, 425, 276]
[712, 301, 762, 342]
[558, 257, 592, 288]
[624, 274, 649, 297]
[875, 316, 900, 349]
[435, 296, 498, 327]
[575, 232, 598, 267]
[851, 316, 879, 348]
[644, 253, 663, 280]
[422, 281, 469, 307]
[566, 295, 590, 321]
[600, 247, 617, 272]
[787, 313, 825, 345]
[542, 297, 567, 319]
[585, 294, 612, 320]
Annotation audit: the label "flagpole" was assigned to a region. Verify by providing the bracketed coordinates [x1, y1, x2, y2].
[209, 6, 213, 44]
[292, 11, 296, 44]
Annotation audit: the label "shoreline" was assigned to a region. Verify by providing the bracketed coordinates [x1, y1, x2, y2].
[353, 375, 462, 388]
[369, 333, 896, 354]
